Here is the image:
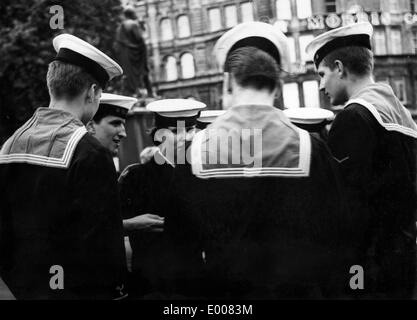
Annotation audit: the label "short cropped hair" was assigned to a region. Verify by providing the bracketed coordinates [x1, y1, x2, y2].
[321, 46, 373, 76]
[224, 46, 280, 92]
[47, 61, 100, 100]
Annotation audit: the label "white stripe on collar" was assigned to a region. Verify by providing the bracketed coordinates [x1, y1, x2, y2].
[191, 127, 311, 179]
[347, 98, 417, 139]
[0, 126, 87, 168]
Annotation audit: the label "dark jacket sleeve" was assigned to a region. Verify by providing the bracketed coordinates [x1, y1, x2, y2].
[328, 105, 379, 218]
[66, 140, 127, 299]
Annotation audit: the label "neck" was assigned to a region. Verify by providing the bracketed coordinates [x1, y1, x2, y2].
[346, 75, 374, 100]
[49, 97, 84, 122]
[230, 88, 275, 108]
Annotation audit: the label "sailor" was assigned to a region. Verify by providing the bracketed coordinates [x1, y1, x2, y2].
[87, 93, 137, 158]
[118, 98, 205, 298]
[0, 34, 127, 299]
[306, 22, 417, 298]
[166, 22, 353, 299]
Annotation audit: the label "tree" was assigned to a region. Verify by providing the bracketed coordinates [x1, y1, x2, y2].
[0, 0, 124, 144]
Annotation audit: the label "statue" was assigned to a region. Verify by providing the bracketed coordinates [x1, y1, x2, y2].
[114, 7, 154, 98]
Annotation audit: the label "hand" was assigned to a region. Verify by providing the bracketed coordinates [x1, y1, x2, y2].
[123, 214, 164, 232]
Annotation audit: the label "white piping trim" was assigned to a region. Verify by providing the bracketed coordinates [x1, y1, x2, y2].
[191, 128, 311, 179]
[0, 127, 87, 168]
[347, 98, 417, 139]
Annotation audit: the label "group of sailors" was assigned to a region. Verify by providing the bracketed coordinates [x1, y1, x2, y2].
[0, 20, 417, 300]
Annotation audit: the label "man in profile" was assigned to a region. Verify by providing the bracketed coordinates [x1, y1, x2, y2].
[307, 22, 417, 298]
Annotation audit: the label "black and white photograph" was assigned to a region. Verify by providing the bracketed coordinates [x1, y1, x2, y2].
[1, 0, 417, 310]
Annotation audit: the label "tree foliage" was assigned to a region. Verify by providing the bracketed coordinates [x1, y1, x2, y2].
[0, 0, 124, 144]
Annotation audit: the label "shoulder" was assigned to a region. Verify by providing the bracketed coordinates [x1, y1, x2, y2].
[72, 134, 113, 166]
[337, 103, 376, 124]
[118, 163, 141, 182]
[123, 19, 140, 29]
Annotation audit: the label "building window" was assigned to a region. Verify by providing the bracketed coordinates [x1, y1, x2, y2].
[390, 29, 402, 55]
[225, 5, 238, 28]
[296, 0, 312, 19]
[241, 2, 254, 22]
[388, 0, 400, 12]
[411, 0, 417, 12]
[374, 29, 387, 55]
[165, 56, 178, 81]
[325, 0, 336, 13]
[283, 83, 300, 109]
[287, 36, 297, 63]
[276, 0, 292, 20]
[160, 18, 174, 41]
[181, 53, 195, 79]
[177, 15, 191, 38]
[392, 78, 407, 103]
[303, 81, 320, 108]
[208, 7, 222, 32]
[299, 34, 315, 63]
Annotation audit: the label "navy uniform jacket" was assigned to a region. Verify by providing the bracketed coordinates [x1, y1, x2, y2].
[328, 103, 417, 298]
[164, 105, 356, 299]
[118, 157, 175, 297]
[0, 108, 127, 299]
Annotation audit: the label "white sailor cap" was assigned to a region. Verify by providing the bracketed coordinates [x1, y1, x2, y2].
[213, 21, 291, 72]
[283, 107, 334, 125]
[94, 93, 137, 120]
[53, 34, 123, 88]
[305, 22, 373, 68]
[196, 110, 227, 129]
[146, 99, 206, 127]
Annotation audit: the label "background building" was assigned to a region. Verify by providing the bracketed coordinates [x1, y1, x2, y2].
[125, 0, 417, 118]
[118, 0, 417, 169]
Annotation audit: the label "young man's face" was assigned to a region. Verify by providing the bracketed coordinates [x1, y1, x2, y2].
[91, 115, 127, 156]
[317, 62, 347, 106]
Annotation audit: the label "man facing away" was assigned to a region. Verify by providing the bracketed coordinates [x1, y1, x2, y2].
[165, 22, 356, 299]
[306, 22, 417, 298]
[0, 34, 127, 299]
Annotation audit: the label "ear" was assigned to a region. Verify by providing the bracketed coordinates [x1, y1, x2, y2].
[86, 120, 96, 134]
[223, 72, 233, 94]
[334, 60, 345, 77]
[85, 84, 101, 103]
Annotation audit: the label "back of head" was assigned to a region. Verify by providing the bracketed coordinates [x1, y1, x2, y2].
[224, 46, 280, 92]
[322, 45, 373, 77]
[47, 60, 100, 100]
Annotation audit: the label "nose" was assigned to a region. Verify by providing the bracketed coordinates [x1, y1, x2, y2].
[119, 124, 127, 139]
[319, 79, 325, 92]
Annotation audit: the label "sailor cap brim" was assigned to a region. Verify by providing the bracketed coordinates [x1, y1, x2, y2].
[147, 99, 207, 128]
[214, 21, 291, 72]
[305, 22, 373, 68]
[283, 107, 335, 124]
[94, 93, 137, 120]
[53, 34, 123, 88]
[146, 99, 206, 117]
[197, 110, 227, 123]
